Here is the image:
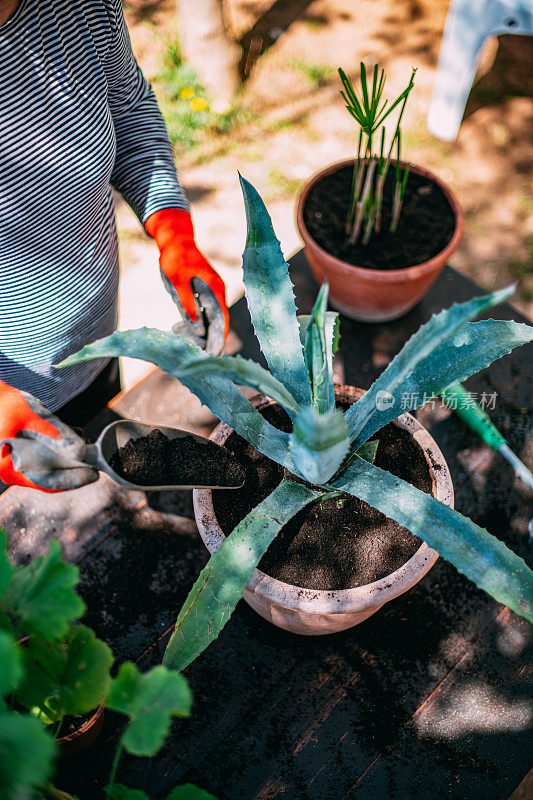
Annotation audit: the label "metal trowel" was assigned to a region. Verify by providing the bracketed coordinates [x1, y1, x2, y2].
[1, 397, 245, 491]
[84, 420, 245, 491]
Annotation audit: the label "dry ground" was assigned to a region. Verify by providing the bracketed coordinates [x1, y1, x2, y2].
[116, 0, 532, 392]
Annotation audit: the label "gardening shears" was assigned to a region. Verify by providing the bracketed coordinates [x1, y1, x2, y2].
[441, 383, 533, 493]
[441, 383, 533, 542]
[1, 400, 244, 492]
[161, 274, 226, 356]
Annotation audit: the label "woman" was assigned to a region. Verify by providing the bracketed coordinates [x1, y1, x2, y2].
[0, 0, 229, 490]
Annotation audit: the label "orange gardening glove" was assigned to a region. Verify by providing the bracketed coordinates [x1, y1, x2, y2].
[145, 208, 229, 339]
[0, 380, 61, 491]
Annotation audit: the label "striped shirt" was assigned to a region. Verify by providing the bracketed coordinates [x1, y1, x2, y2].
[0, 0, 189, 410]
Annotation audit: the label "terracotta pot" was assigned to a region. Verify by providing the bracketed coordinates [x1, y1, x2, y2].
[58, 698, 106, 758]
[193, 386, 454, 635]
[296, 159, 463, 322]
[17, 636, 105, 757]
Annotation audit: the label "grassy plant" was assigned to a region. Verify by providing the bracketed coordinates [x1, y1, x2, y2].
[154, 40, 251, 153]
[339, 62, 416, 243]
[60, 178, 533, 672]
[267, 167, 302, 199]
[291, 59, 335, 88]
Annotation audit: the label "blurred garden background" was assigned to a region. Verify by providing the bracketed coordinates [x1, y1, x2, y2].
[116, 0, 533, 388]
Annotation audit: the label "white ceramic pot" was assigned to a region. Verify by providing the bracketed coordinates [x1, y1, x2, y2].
[193, 386, 454, 635]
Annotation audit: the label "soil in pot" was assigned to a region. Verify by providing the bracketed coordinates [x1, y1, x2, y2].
[213, 405, 433, 591]
[110, 429, 244, 487]
[303, 163, 455, 270]
[55, 710, 95, 738]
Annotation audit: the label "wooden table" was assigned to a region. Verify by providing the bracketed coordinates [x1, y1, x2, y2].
[2, 254, 532, 800]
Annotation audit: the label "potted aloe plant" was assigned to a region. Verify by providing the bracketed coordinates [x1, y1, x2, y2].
[0, 532, 214, 800]
[297, 62, 464, 321]
[60, 176, 533, 674]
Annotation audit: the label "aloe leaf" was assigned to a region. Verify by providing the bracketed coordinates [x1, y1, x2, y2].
[178, 355, 299, 418]
[302, 284, 335, 413]
[345, 285, 518, 445]
[163, 479, 323, 671]
[59, 328, 297, 474]
[298, 307, 340, 416]
[239, 175, 312, 406]
[291, 406, 350, 484]
[297, 312, 340, 355]
[354, 318, 533, 444]
[332, 458, 533, 622]
[355, 439, 379, 464]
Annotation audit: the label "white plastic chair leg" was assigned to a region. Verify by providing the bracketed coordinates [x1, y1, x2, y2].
[428, 0, 533, 141]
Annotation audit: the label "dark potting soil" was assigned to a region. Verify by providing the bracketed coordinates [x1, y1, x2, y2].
[303, 163, 456, 270]
[57, 710, 95, 738]
[110, 429, 245, 488]
[213, 404, 433, 590]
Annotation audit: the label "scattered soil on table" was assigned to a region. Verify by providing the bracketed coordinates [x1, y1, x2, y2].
[213, 404, 434, 590]
[110, 429, 245, 488]
[303, 164, 456, 270]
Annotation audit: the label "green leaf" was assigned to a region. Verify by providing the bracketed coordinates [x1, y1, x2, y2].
[354, 318, 533, 444]
[303, 283, 334, 414]
[177, 355, 299, 417]
[355, 439, 379, 464]
[108, 663, 192, 757]
[332, 457, 533, 622]
[0, 712, 56, 800]
[297, 312, 340, 356]
[163, 479, 323, 671]
[58, 328, 297, 475]
[0, 630, 23, 700]
[344, 285, 518, 445]
[16, 624, 113, 720]
[239, 175, 312, 407]
[166, 786, 218, 800]
[291, 406, 350, 484]
[1, 541, 85, 641]
[105, 785, 149, 800]
[0, 530, 13, 600]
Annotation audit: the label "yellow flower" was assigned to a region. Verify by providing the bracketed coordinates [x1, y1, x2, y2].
[190, 96, 208, 112]
[179, 86, 195, 100]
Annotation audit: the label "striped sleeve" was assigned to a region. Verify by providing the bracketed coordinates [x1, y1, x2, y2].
[102, 0, 189, 223]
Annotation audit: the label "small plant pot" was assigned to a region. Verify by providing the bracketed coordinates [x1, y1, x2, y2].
[17, 636, 106, 758]
[58, 699, 106, 758]
[296, 159, 463, 322]
[193, 386, 454, 635]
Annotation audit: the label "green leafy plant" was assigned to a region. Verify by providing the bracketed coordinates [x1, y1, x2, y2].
[153, 40, 250, 152]
[338, 62, 416, 243]
[291, 59, 335, 88]
[0, 533, 213, 800]
[60, 176, 533, 672]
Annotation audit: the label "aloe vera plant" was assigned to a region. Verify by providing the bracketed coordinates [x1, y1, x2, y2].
[60, 176, 533, 672]
[339, 62, 416, 243]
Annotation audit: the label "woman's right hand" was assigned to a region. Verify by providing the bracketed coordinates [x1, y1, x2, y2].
[0, 381, 98, 492]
